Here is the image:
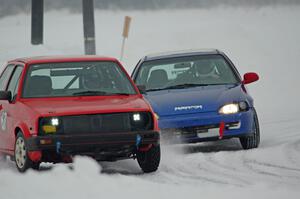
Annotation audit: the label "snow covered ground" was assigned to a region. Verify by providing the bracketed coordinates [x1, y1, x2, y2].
[1, 5, 300, 199]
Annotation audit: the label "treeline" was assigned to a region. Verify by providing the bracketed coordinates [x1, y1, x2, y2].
[1, 0, 299, 18]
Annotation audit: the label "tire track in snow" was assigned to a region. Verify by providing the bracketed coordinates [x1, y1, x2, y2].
[197, 155, 252, 186]
[285, 138, 300, 167]
[243, 158, 300, 182]
[158, 154, 237, 186]
[165, 162, 235, 186]
[249, 160, 300, 173]
[157, 142, 253, 187]
[152, 144, 248, 187]
[182, 140, 257, 186]
[202, 155, 252, 186]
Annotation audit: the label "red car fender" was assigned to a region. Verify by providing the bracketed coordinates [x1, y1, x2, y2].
[15, 122, 32, 138]
[14, 122, 42, 162]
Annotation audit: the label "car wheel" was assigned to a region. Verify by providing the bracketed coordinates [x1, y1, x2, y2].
[14, 132, 34, 172]
[137, 144, 161, 173]
[240, 109, 260, 149]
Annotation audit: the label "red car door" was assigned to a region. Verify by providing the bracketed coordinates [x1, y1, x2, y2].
[0, 64, 16, 152]
[1, 65, 24, 151]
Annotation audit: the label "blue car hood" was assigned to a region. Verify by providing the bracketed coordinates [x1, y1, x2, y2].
[144, 84, 246, 117]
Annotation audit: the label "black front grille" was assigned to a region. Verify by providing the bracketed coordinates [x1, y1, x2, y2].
[39, 112, 153, 135]
[62, 113, 132, 134]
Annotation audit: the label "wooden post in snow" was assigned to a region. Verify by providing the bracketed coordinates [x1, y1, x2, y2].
[120, 16, 132, 61]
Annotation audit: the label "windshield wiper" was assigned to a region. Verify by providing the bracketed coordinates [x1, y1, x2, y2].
[163, 83, 209, 90]
[108, 92, 131, 96]
[146, 88, 166, 92]
[73, 91, 133, 96]
[146, 84, 211, 92]
[72, 90, 107, 96]
[146, 83, 234, 92]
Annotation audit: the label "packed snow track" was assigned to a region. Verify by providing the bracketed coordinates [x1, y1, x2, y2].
[1, 5, 300, 199]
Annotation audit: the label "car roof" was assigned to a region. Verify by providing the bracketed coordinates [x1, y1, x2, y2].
[8, 55, 118, 65]
[142, 49, 222, 61]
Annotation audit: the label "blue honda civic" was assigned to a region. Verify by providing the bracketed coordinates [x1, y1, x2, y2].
[132, 49, 260, 149]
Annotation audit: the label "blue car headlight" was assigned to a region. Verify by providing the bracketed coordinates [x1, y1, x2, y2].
[219, 102, 248, 115]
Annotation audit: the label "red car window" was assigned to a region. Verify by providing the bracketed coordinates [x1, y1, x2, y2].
[7, 66, 23, 101]
[0, 64, 15, 91]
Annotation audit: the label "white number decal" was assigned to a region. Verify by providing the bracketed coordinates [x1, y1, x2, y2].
[1, 111, 7, 131]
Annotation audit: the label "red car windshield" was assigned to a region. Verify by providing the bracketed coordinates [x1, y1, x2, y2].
[22, 61, 137, 98]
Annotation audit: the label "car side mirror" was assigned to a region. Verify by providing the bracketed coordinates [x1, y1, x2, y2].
[0, 91, 12, 101]
[137, 85, 146, 94]
[242, 72, 259, 85]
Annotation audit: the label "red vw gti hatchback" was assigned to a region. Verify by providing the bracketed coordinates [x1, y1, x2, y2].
[0, 56, 160, 173]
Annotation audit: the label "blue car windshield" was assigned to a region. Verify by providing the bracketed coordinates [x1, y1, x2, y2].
[135, 55, 239, 91]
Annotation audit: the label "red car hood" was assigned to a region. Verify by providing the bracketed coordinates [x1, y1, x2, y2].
[21, 95, 151, 116]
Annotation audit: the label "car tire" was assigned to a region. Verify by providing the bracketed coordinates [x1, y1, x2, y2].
[240, 108, 260, 150]
[137, 144, 161, 173]
[14, 132, 36, 172]
[31, 162, 40, 170]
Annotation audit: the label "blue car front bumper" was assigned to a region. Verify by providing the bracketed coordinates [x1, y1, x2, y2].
[158, 108, 255, 143]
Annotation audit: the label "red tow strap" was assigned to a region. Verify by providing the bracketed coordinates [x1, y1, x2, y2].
[219, 121, 225, 139]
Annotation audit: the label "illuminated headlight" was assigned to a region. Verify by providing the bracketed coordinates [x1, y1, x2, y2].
[130, 112, 153, 131]
[133, 113, 141, 121]
[51, 118, 59, 126]
[219, 102, 248, 115]
[219, 103, 239, 114]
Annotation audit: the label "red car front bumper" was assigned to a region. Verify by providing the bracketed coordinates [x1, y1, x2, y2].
[26, 130, 159, 161]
